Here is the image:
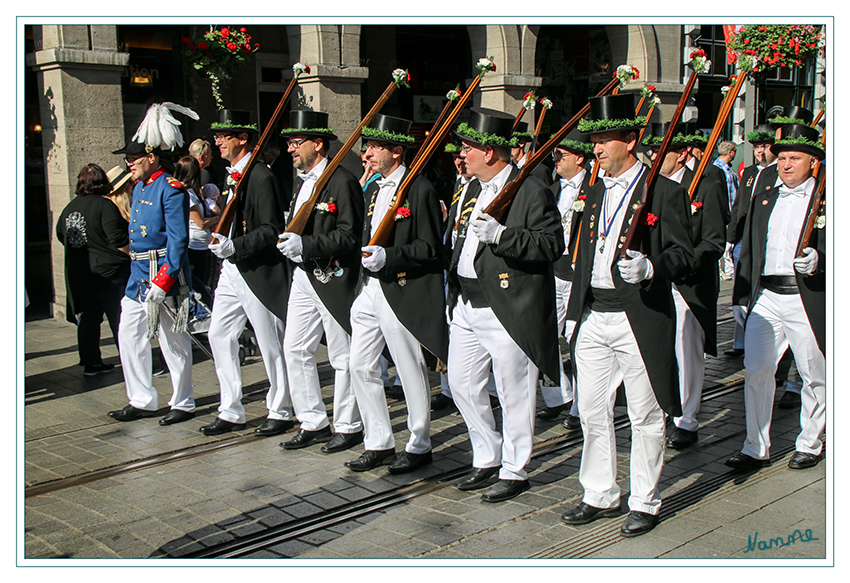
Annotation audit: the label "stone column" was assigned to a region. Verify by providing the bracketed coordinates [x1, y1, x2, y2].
[289, 25, 368, 175]
[468, 25, 543, 114]
[26, 25, 129, 318]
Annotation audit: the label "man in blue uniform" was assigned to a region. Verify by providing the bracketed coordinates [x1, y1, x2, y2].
[109, 136, 196, 425]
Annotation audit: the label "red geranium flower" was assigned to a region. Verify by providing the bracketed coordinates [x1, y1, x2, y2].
[221, 27, 230, 37]
[645, 212, 659, 226]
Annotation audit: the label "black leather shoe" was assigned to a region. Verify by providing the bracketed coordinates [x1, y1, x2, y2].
[788, 451, 820, 469]
[199, 418, 246, 436]
[255, 418, 294, 436]
[159, 409, 195, 426]
[725, 452, 770, 470]
[666, 427, 698, 449]
[281, 426, 332, 449]
[620, 511, 659, 537]
[778, 390, 802, 409]
[108, 405, 157, 422]
[321, 431, 363, 453]
[537, 402, 570, 420]
[431, 393, 455, 411]
[84, 363, 115, 376]
[563, 415, 581, 430]
[561, 501, 622, 524]
[481, 479, 530, 502]
[344, 449, 396, 472]
[724, 348, 745, 357]
[456, 466, 500, 491]
[388, 450, 433, 474]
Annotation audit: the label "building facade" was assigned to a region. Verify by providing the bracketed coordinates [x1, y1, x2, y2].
[24, 23, 825, 318]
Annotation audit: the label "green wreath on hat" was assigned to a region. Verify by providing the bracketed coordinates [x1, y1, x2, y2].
[747, 129, 775, 143]
[769, 115, 811, 126]
[641, 132, 690, 148]
[456, 122, 519, 148]
[280, 127, 336, 136]
[444, 143, 462, 153]
[577, 116, 647, 133]
[361, 126, 415, 145]
[557, 139, 594, 155]
[512, 131, 534, 141]
[774, 135, 824, 153]
[211, 120, 259, 131]
[687, 133, 709, 145]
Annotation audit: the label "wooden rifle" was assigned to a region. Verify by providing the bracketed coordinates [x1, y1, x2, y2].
[212, 66, 305, 244]
[619, 62, 702, 257]
[365, 72, 485, 250]
[284, 73, 406, 237]
[483, 76, 621, 221]
[795, 127, 827, 257]
[687, 71, 747, 200]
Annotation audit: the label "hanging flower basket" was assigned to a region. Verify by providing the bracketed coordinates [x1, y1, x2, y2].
[181, 26, 260, 110]
[726, 25, 824, 74]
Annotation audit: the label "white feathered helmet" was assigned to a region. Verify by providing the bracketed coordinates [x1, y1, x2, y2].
[113, 102, 199, 155]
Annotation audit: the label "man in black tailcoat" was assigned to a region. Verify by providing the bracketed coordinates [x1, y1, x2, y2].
[202, 109, 294, 436]
[643, 123, 729, 449]
[726, 122, 825, 472]
[275, 110, 365, 453]
[446, 108, 564, 502]
[345, 114, 449, 474]
[560, 94, 695, 537]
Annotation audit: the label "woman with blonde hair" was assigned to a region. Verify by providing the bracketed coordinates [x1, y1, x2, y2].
[104, 165, 133, 222]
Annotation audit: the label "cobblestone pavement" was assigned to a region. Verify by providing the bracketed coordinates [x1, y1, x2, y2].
[20, 281, 831, 568]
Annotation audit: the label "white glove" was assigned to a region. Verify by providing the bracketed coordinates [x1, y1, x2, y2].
[733, 305, 748, 328]
[361, 245, 387, 272]
[725, 242, 734, 255]
[793, 247, 818, 275]
[618, 249, 653, 284]
[276, 232, 303, 261]
[145, 282, 167, 304]
[209, 234, 236, 259]
[470, 210, 506, 245]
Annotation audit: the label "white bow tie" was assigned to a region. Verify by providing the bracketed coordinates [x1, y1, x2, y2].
[377, 179, 396, 189]
[602, 176, 629, 190]
[779, 184, 808, 198]
[299, 171, 317, 182]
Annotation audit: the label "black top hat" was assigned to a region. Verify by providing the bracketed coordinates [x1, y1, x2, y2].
[210, 109, 259, 135]
[768, 105, 814, 127]
[680, 123, 709, 148]
[512, 120, 533, 142]
[361, 113, 415, 147]
[770, 123, 824, 160]
[112, 139, 153, 156]
[280, 110, 337, 142]
[556, 129, 593, 157]
[578, 94, 646, 135]
[640, 122, 689, 150]
[747, 123, 776, 145]
[455, 108, 518, 148]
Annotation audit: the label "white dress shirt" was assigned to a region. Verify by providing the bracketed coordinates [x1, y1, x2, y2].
[590, 160, 644, 289]
[557, 168, 587, 254]
[291, 156, 328, 217]
[764, 176, 814, 276]
[458, 163, 512, 279]
[369, 164, 407, 237]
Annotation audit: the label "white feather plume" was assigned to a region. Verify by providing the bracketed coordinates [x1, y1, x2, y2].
[132, 102, 200, 151]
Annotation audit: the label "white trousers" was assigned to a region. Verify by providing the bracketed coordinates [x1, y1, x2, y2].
[574, 308, 665, 514]
[742, 289, 826, 459]
[118, 296, 194, 411]
[448, 298, 539, 480]
[284, 269, 361, 433]
[208, 262, 292, 424]
[539, 276, 578, 414]
[671, 286, 707, 432]
[349, 276, 431, 453]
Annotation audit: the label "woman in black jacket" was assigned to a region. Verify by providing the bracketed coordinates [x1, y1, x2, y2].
[56, 164, 130, 375]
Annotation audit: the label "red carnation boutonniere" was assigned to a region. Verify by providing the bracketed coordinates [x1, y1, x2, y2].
[691, 202, 703, 215]
[315, 198, 337, 214]
[646, 212, 659, 226]
[395, 204, 412, 221]
[230, 172, 242, 181]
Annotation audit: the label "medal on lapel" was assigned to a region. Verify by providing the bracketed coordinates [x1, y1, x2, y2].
[398, 272, 407, 287]
[499, 273, 510, 289]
